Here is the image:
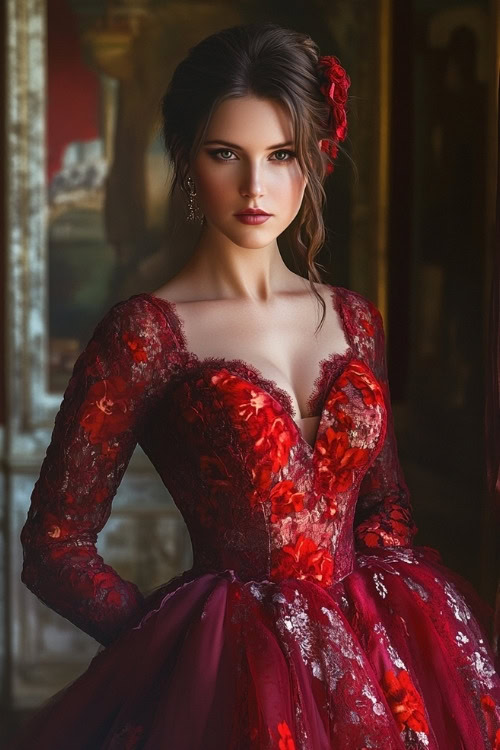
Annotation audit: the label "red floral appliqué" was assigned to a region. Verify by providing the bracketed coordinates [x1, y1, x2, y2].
[78, 375, 145, 452]
[356, 505, 415, 548]
[122, 330, 148, 363]
[276, 719, 296, 750]
[269, 479, 305, 523]
[336, 360, 385, 409]
[270, 532, 334, 588]
[44, 512, 67, 540]
[315, 426, 370, 497]
[314, 360, 385, 508]
[325, 389, 353, 429]
[210, 370, 298, 504]
[381, 669, 429, 735]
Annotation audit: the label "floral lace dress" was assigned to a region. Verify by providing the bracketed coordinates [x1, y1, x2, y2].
[9, 285, 500, 749]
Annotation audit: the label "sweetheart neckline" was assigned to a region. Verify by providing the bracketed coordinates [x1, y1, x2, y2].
[136, 286, 356, 450]
[168, 351, 357, 454]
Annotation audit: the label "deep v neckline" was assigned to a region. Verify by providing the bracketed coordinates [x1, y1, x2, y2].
[138, 285, 355, 452]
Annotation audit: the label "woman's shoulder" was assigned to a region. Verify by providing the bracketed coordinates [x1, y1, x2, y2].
[92, 292, 180, 355]
[98, 292, 172, 326]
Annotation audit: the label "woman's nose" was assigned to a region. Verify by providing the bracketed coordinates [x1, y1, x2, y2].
[240, 163, 264, 199]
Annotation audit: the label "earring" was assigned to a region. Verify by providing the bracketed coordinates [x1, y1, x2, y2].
[186, 176, 203, 223]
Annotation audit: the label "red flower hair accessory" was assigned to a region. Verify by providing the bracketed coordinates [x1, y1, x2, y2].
[317, 55, 351, 174]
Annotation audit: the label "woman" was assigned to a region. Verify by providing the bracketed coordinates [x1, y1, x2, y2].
[9, 22, 500, 750]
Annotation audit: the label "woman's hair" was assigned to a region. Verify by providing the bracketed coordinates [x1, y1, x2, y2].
[160, 22, 347, 332]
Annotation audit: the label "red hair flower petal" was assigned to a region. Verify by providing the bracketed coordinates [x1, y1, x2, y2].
[317, 54, 351, 174]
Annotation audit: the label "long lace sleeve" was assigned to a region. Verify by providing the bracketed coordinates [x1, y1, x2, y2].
[20, 296, 173, 646]
[353, 303, 418, 551]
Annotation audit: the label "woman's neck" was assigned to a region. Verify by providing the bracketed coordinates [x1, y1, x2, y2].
[182, 227, 300, 302]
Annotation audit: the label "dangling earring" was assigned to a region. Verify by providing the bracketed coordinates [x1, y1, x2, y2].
[186, 176, 203, 223]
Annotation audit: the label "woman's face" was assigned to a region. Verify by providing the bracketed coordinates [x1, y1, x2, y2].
[190, 95, 307, 250]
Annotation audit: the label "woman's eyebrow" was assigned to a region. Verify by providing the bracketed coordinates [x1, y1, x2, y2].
[203, 139, 294, 150]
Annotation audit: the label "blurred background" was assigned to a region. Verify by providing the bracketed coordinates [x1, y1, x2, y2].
[0, 0, 498, 742]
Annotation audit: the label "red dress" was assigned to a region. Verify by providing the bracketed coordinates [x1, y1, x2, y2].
[9, 286, 500, 749]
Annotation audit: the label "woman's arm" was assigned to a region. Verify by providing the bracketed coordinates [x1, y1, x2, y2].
[20, 297, 172, 646]
[353, 304, 418, 550]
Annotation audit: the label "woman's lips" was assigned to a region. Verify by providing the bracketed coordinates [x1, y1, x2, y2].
[234, 214, 271, 225]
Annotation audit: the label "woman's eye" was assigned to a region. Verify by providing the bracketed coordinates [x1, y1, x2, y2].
[272, 150, 296, 162]
[210, 149, 235, 160]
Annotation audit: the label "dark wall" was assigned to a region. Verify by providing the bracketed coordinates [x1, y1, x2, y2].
[0, 1, 5, 429]
[388, 0, 494, 597]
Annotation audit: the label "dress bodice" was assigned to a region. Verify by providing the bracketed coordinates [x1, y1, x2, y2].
[138, 327, 386, 585]
[19, 284, 417, 646]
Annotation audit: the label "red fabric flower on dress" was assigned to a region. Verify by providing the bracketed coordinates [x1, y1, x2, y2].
[269, 479, 305, 522]
[315, 426, 370, 497]
[210, 369, 298, 503]
[78, 376, 145, 446]
[271, 533, 334, 587]
[317, 55, 351, 174]
[44, 512, 70, 540]
[122, 330, 148, 363]
[381, 669, 429, 734]
[277, 720, 296, 750]
[336, 360, 385, 409]
[356, 504, 415, 548]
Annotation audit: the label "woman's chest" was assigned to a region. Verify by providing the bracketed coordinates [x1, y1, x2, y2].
[165, 287, 351, 420]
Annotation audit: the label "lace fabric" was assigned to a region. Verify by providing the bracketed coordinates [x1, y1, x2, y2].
[12, 285, 500, 750]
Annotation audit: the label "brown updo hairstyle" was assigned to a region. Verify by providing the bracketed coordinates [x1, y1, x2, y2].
[160, 22, 347, 333]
